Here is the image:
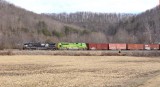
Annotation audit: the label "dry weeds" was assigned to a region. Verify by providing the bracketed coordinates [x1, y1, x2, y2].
[1, 50, 160, 56]
[0, 56, 160, 87]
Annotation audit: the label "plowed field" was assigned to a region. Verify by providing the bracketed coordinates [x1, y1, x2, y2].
[0, 56, 160, 87]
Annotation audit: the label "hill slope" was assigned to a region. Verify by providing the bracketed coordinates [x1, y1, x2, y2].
[48, 12, 133, 32]
[0, 0, 94, 49]
[115, 6, 160, 43]
[48, 6, 160, 43]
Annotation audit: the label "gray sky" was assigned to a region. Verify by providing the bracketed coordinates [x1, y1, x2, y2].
[6, 0, 158, 14]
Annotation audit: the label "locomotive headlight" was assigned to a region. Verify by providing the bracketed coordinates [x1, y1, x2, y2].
[45, 44, 49, 47]
[25, 45, 28, 47]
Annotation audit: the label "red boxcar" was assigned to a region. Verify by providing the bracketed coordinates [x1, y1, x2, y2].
[116, 44, 127, 50]
[87, 43, 109, 50]
[87, 43, 97, 50]
[109, 44, 116, 50]
[109, 44, 127, 50]
[127, 44, 144, 50]
[145, 44, 159, 50]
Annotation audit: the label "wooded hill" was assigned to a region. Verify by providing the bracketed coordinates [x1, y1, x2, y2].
[48, 6, 160, 44]
[0, 0, 93, 49]
[115, 6, 160, 43]
[0, 0, 160, 49]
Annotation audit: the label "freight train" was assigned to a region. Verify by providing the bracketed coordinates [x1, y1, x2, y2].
[23, 42, 160, 50]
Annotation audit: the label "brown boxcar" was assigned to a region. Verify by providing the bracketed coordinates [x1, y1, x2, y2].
[127, 44, 144, 50]
[101, 44, 109, 50]
[109, 44, 127, 50]
[145, 44, 159, 50]
[87, 43, 97, 50]
[87, 43, 109, 50]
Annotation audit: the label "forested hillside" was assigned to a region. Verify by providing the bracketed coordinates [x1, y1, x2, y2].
[45, 12, 134, 43]
[0, 0, 94, 49]
[0, 0, 160, 49]
[48, 6, 160, 44]
[48, 12, 133, 32]
[114, 6, 160, 43]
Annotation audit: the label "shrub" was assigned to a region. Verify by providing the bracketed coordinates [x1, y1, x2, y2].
[41, 29, 51, 36]
[64, 26, 79, 35]
[52, 30, 64, 38]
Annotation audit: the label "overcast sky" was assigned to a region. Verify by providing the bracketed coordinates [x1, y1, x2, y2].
[6, 0, 158, 14]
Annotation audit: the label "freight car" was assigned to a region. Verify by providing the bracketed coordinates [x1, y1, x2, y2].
[127, 44, 144, 50]
[144, 44, 159, 50]
[87, 43, 109, 50]
[57, 42, 87, 50]
[109, 44, 127, 50]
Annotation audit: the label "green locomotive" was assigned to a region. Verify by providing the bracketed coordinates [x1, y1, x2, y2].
[57, 42, 87, 50]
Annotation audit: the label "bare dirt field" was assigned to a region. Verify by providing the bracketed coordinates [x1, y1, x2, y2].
[0, 56, 160, 87]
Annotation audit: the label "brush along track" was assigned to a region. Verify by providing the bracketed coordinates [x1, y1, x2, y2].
[0, 50, 160, 56]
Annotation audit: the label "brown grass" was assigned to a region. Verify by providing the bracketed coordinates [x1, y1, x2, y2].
[0, 50, 13, 55]
[3, 50, 160, 56]
[0, 56, 160, 87]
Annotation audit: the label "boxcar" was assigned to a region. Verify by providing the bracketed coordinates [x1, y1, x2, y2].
[144, 44, 159, 50]
[57, 42, 87, 50]
[87, 43, 109, 50]
[109, 44, 127, 50]
[127, 44, 144, 50]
